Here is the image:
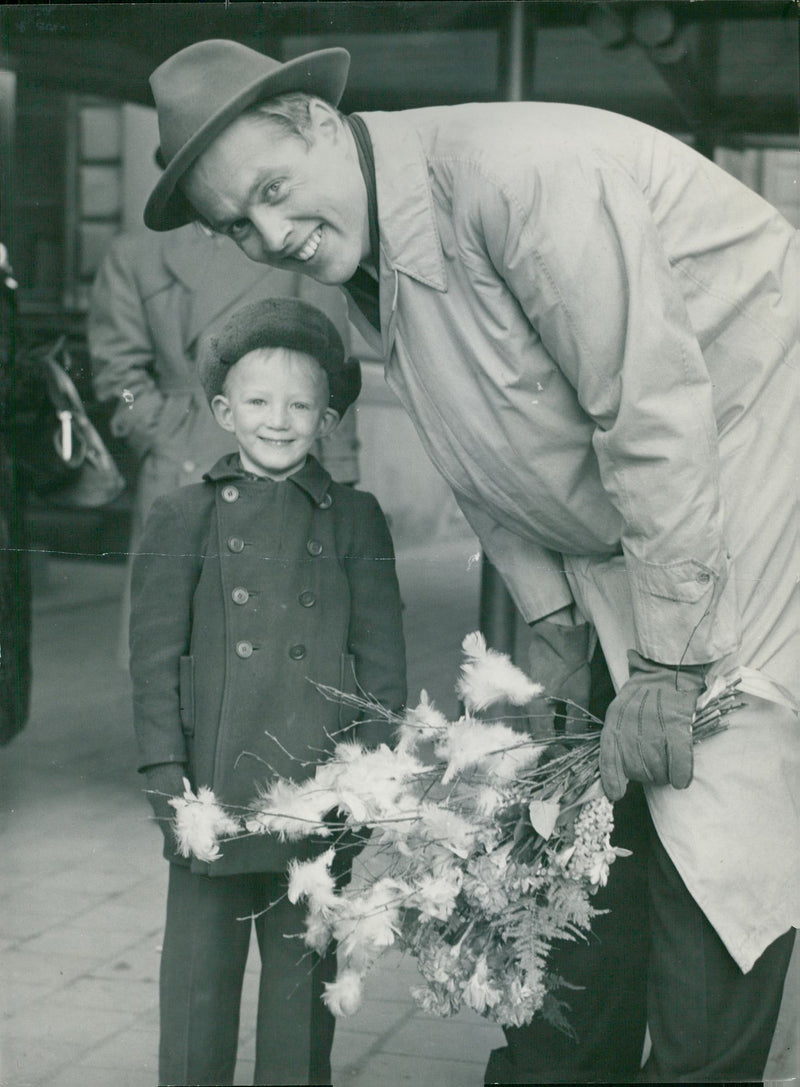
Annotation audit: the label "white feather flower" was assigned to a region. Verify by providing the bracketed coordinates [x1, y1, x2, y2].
[395, 690, 450, 752]
[409, 866, 463, 921]
[245, 778, 337, 840]
[457, 631, 544, 711]
[322, 969, 364, 1017]
[169, 779, 241, 863]
[303, 908, 335, 955]
[287, 848, 338, 911]
[319, 743, 427, 823]
[334, 879, 405, 969]
[436, 719, 542, 784]
[417, 803, 479, 859]
[473, 785, 507, 817]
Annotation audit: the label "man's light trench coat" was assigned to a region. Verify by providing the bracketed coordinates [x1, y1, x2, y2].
[346, 102, 799, 970]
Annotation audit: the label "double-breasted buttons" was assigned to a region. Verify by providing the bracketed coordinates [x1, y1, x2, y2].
[235, 640, 254, 659]
[306, 539, 323, 557]
[231, 587, 250, 605]
[221, 485, 240, 503]
[298, 590, 316, 608]
[318, 493, 333, 510]
[227, 536, 245, 553]
[289, 644, 307, 661]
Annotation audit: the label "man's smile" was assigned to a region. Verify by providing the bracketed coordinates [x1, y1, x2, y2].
[295, 226, 323, 262]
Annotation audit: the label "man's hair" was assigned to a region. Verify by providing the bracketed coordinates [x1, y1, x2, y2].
[241, 91, 340, 146]
[191, 92, 341, 232]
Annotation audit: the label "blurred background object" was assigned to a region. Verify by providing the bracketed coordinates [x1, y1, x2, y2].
[0, 242, 32, 745]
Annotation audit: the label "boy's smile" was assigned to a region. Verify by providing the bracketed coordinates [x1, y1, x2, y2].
[211, 347, 339, 480]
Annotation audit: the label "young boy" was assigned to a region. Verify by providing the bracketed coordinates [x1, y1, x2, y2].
[130, 298, 407, 1086]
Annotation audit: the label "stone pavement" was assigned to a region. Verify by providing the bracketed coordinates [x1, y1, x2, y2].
[1, 539, 797, 1087]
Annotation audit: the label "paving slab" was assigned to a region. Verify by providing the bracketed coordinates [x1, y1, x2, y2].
[342, 1050, 486, 1087]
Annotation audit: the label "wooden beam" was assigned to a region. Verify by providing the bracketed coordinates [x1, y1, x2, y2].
[0, 68, 15, 247]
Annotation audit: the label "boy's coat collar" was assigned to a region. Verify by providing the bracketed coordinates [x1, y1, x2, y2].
[204, 453, 333, 505]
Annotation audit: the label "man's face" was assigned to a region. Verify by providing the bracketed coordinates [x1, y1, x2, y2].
[211, 347, 339, 480]
[182, 103, 370, 284]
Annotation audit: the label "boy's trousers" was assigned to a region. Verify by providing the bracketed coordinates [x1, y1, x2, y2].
[159, 865, 337, 1087]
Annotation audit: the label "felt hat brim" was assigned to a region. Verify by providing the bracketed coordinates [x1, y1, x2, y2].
[144, 46, 350, 232]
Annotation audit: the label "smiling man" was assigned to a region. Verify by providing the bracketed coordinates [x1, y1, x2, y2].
[143, 39, 799, 1085]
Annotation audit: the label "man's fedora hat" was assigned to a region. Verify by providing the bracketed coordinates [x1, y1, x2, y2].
[144, 39, 350, 232]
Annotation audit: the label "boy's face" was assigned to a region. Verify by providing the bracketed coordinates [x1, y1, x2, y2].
[211, 347, 339, 480]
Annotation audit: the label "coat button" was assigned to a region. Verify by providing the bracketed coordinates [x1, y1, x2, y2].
[306, 539, 323, 557]
[232, 587, 249, 605]
[289, 644, 307, 661]
[221, 485, 240, 503]
[318, 493, 333, 509]
[227, 536, 245, 553]
[696, 571, 711, 583]
[299, 590, 316, 608]
[235, 640, 254, 659]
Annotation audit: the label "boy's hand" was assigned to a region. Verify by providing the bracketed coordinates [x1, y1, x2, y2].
[144, 763, 187, 852]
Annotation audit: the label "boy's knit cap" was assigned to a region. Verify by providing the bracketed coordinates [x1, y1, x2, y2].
[200, 297, 361, 415]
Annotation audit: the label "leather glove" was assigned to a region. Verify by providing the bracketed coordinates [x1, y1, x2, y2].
[527, 619, 591, 734]
[600, 651, 707, 801]
[144, 763, 187, 853]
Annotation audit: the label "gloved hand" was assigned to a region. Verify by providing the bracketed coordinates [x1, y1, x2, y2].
[144, 762, 187, 852]
[600, 651, 707, 801]
[527, 618, 591, 734]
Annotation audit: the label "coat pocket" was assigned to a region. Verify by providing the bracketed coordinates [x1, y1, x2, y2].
[338, 653, 360, 732]
[179, 655, 195, 737]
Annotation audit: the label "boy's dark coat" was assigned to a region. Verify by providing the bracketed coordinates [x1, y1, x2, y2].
[130, 453, 406, 875]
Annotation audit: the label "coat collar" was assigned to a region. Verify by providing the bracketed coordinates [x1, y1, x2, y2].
[356, 112, 447, 294]
[204, 453, 333, 505]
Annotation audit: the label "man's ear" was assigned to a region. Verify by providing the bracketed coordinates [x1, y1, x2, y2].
[308, 99, 343, 144]
[211, 394, 234, 431]
[317, 406, 340, 439]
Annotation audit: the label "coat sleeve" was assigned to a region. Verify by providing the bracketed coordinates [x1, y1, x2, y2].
[344, 491, 407, 746]
[88, 236, 166, 458]
[455, 493, 575, 624]
[469, 158, 740, 665]
[129, 494, 204, 772]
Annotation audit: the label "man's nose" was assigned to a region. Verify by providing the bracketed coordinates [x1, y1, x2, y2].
[250, 206, 290, 257]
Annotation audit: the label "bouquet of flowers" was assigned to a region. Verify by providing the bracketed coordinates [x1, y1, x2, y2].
[168, 632, 740, 1030]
